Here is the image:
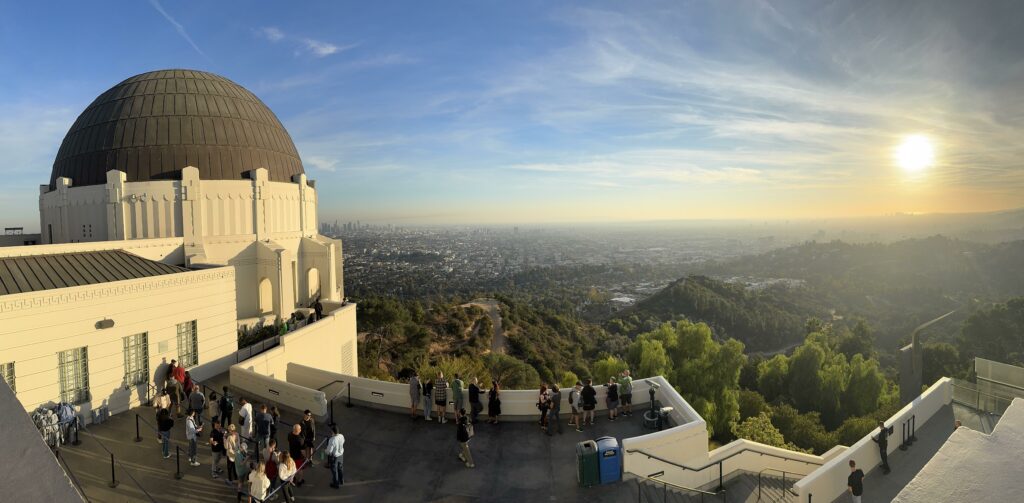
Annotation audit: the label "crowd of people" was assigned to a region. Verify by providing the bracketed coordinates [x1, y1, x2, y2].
[404, 368, 636, 471]
[151, 360, 345, 502]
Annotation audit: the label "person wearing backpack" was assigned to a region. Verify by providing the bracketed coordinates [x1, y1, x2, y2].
[456, 408, 475, 468]
[618, 369, 634, 417]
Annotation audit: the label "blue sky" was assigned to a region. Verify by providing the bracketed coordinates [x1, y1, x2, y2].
[1, 0, 1022, 228]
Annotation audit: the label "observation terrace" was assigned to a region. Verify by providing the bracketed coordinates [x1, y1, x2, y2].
[17, 304, 1024, 502]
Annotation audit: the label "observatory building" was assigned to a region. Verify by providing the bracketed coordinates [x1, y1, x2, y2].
[0, 70, 356, 420]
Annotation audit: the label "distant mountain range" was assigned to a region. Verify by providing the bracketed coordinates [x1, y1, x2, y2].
[611, 235, 1024, 352]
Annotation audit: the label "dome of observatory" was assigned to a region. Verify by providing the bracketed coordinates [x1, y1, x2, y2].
[49, 69, 304, 188]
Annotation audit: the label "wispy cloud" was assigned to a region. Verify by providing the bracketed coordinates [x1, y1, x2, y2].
[305, 156, 338, 172]
[147, 0, 207, 58]
[258, 26, 285, 42]
[300, 38, 358, 58]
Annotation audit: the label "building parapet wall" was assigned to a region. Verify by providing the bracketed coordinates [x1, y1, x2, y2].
[793, 377, 953, 502]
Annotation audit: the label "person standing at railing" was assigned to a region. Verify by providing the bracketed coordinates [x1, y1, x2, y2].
[537, 384, 550, 431]
[452, 373, 465, 418]
[157, 407, 174, 459]
[569, 382, 583, 432]
[581, 379, 597, 427]
[605, 377, 620, 422]
[301, 409, 316, 466]
[547, 384, 563, 436]
[422, 377, 434, 421]
[326, 424, 346, 489]
[409, 371, 421, 420]
[468, 377, 483, 424]
[487, 380, 502, 424]
[872, 420, 893, 474]
[434, 372, 450, 424]
[618, 370, 634, 417]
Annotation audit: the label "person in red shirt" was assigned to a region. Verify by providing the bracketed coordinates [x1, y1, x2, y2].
[173, 364, 186, 384]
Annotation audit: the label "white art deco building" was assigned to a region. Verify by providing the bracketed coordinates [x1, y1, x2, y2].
[0, 69, 357, 419]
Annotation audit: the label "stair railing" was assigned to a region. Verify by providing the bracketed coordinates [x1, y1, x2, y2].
[757, 467, 809, 502]
[636, 473, 723, 503]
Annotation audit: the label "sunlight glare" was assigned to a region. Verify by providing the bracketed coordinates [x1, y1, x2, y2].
[896, 134, 935, 173]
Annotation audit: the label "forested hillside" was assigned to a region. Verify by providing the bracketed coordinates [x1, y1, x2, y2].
[607, 275, 821, 351]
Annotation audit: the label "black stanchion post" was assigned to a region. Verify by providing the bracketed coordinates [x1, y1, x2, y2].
[108, 453, 119, 488]
[329, 399, 335, 427]
[900, 421, 908, 451]
[72, 417, 82, 446]
[910, 415, 917, 443]
[174, 445, 183, 479]
[346, 382, 353, 408]
[134, 415, 142, 442]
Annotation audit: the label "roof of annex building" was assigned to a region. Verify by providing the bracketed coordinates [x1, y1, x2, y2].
[0, 249, 188, 295]
[893, 398, 1024, 502]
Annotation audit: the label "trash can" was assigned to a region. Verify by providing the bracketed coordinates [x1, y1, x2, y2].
[596, 436, 622, 484]
[576, 440, 600, 488]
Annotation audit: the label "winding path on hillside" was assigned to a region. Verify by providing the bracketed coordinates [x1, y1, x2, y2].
[462, 298, 506, 354]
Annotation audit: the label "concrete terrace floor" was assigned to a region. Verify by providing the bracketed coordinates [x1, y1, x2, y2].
[59, 390, 655, 502]
[830, 405, 955, 503]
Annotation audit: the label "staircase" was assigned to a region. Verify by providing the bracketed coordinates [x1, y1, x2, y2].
[635, 472, 798, 503]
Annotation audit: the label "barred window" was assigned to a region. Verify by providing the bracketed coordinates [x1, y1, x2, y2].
[58, 347, 90, 405]
[1, 361, 14, 392]
[177, 320, 198, 368]
[122, 333, 149, 386]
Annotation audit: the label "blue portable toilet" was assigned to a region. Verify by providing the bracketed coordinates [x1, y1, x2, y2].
[596, 436, 622, 484]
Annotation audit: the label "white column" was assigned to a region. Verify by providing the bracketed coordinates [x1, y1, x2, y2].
[180, 166, 204, 246]
[251, 168, 268, 240]
[105, 170, 127, 240]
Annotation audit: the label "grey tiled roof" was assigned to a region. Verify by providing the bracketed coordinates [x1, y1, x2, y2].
[0, 249, 188, 295]
[50, 69, 304, 189]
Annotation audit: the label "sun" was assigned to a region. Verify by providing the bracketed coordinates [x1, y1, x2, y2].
[895, 135, 935, 173]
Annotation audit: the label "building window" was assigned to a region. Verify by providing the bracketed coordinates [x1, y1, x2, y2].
[58, 347, 89, 405]
[122, 333, 149, 386]
[177, 320, 198, 368]
[1, 361, 14, 392]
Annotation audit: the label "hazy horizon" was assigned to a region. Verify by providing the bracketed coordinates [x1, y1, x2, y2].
[3, 0, 1024, 227]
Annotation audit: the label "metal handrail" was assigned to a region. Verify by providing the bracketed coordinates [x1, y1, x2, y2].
[636, 475, 722, 503]
[757, 467, 808, 502]
[626, 447, 822, 491]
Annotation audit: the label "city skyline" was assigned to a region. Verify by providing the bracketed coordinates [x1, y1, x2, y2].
[2, 0, 1023, 228]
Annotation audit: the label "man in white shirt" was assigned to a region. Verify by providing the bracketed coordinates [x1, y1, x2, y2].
[326, 425, 345, 489]
[238, 398, 253, 439]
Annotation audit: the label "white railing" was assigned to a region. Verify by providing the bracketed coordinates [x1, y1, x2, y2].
[793, 377, 953, 502]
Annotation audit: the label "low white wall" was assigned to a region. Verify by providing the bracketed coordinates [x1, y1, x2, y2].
[794, 377, 953, 502]
[229, 366, 327, 417]
[286, 364, 691, 422]
[232, 302, 357, 381]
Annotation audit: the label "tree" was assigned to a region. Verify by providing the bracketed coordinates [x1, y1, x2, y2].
[732, 413, 787, 448]
[836, 416, 877, 446]
[837, 319, 876, 360]
[738, 390, 769, 420]
[922, 342, 964, 384]
[756, 355, 789, 402]
[669, 321, 746, 441]
[592, 356, 629, 384]
[843, 355, 884, 418]
[959, 298, 1024, 365]
[559, 370, 580, 388]
[770, 403, 836, 454]
[788, 341, 826, 413]
[626, 337, 672, 378]
[483, 353, 540, 389]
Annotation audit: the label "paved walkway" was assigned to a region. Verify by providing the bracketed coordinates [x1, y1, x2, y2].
[830, 405, 955, 503]
[59, 390, 654, 502]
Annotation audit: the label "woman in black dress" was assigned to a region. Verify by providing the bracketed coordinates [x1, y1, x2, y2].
[487, 380, 502, 424]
